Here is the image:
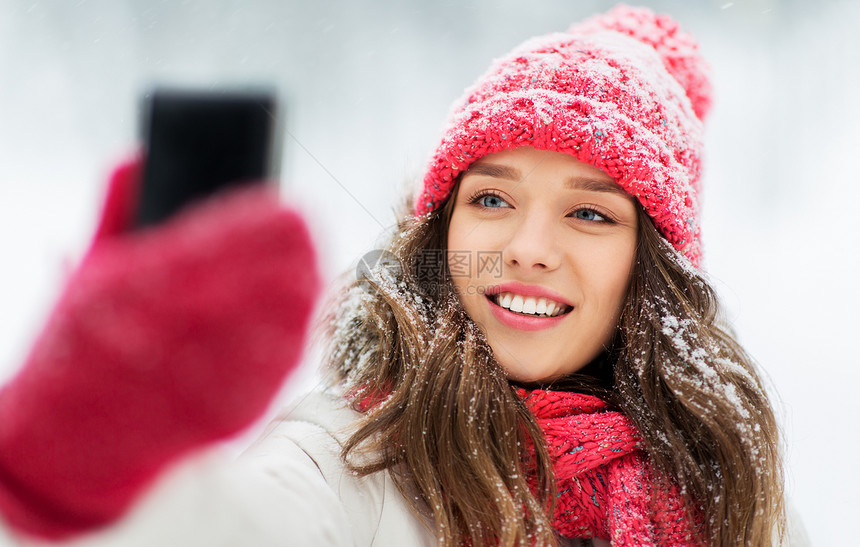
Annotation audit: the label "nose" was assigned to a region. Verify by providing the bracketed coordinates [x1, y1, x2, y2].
[503, 213, 562, 272]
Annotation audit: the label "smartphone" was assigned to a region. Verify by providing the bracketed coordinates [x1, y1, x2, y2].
[135, 88, 281, 228]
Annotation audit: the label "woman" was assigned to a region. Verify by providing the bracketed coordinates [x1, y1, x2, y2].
[318, 6, 785, 544]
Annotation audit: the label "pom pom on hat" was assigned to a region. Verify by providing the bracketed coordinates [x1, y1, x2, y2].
[416, 4, 711, 266]
[573, 4, 712, 121]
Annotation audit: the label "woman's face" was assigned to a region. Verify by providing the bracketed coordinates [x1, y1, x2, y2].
[447, 146, 638, 383]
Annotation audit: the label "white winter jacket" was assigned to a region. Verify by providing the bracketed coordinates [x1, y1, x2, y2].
[3, 389, 432, 546]
[0, 389, 803, 546]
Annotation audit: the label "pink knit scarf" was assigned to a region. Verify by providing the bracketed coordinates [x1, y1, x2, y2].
[519, 389, 703, 546]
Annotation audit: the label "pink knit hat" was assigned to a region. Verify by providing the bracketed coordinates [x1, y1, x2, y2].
[415, 5, 712, 265]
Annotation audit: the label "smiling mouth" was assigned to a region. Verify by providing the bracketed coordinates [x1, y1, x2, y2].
[488, 292, 572, 318]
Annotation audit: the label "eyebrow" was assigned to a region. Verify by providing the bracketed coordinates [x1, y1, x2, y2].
[465, 163, 522, 180]
[465, 162, 628, 198]
[565, 176, 629, 198]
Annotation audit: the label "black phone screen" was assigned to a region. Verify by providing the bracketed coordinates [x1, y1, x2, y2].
[136, 89, 278, 228]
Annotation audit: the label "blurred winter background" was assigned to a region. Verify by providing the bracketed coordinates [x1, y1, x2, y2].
[0, 0, 856, 543]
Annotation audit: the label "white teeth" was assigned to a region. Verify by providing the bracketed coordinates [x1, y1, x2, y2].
[493, 292, 568, 317]
[522, 297, 537, 315]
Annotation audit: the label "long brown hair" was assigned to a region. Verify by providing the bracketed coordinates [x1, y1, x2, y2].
[322, 187, 785, 546]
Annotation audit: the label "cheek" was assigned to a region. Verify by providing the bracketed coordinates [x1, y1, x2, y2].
[447, 210, 485, 279]
[601, 242, 637, 317]
[604, 249, 634, 294]
[447, 208, 472, 252]
[447, 211, 495, 321]
[578, 235, 636, 314]
[447, 211, 472, 297]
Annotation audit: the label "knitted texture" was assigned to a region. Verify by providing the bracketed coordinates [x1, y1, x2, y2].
[0, 160, 321, 539]
[519, 389, 702, 545]
[416, 5, 710, 265]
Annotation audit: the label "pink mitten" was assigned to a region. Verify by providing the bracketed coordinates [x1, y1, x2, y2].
[0, 159, 321, 539]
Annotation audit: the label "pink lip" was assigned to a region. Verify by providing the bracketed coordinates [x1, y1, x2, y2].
[483, 282, 572, 332]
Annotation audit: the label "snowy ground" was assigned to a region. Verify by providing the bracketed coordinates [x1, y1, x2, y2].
[1, 0, 857, 543]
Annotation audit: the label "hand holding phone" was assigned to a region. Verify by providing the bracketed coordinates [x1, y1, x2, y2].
[0, 89, 321, 540]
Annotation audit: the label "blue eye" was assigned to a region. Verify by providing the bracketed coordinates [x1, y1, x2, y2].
[477, 194, 510, 208]
[572, 208, 607, 222]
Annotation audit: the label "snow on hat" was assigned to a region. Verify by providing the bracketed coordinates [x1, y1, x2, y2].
[415, 5, 712, 265]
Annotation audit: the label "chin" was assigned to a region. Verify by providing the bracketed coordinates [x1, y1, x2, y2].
[503, 367, 563, 386]
[500, 355, 599, 387]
